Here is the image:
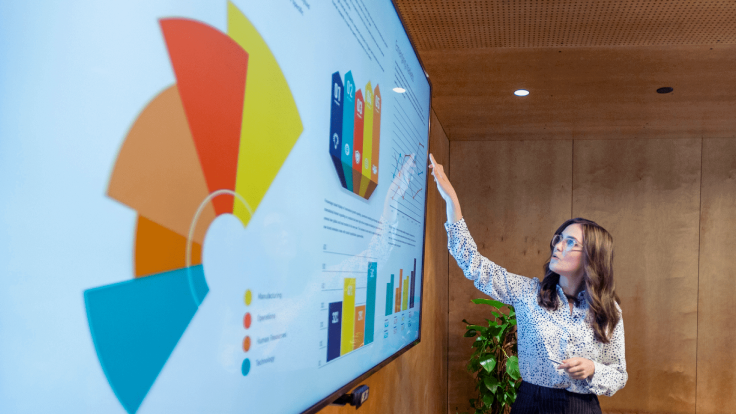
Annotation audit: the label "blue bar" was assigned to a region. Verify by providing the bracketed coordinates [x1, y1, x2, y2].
[410, 258, 416, 308]
[340, 71, 355, 191]
[329, 71, 346, 187]
[327, 302, 343, 362]
[385, 274, 394, 316]
[365, 262, 377, 344]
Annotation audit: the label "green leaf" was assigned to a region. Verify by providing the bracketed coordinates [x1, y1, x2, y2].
[479, 355, 497, 373]
[494, 324, 508, 341]
[486, 325, 503, 337]
[466, 324, 486, 331]
[506, 356, 521, 381]
[462, 319, 471, 325]
[464, 329, 477, 337]
[509, 319, 517, 326]
[483, 376, 500, 394]
[491, 311, 501, 319]
[482, 393, 494, 407]
[471, 298, 505, 309]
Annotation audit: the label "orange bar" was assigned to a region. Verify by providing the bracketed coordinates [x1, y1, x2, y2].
[397, 269, 403, 312]
[353, 305, 366, 349]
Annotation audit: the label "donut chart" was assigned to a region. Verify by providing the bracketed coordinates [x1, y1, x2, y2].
[83, 3, 302, 413]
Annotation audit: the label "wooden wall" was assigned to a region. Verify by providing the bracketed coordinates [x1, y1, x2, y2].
[696, 139, 736, 414]
[448, 138, 734, 413]
[319, 109, 449, 414]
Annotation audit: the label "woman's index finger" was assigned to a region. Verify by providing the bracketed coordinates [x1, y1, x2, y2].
[428, 153, 437, 167]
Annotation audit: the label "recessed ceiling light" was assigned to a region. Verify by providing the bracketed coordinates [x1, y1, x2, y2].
[656, 87, 673, 94]
[514, 89, 529, 96]
[393, 87, 406, 93]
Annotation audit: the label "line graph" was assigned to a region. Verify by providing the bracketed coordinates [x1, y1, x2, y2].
[386, 101, 428, 224]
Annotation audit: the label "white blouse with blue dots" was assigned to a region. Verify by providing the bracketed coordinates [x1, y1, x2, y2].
[446, 218, 628, 396]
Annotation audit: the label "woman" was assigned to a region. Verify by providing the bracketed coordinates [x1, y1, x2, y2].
[428, 154, 627, 413]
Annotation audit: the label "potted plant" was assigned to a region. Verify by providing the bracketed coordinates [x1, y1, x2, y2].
[461, 298, 521, 414]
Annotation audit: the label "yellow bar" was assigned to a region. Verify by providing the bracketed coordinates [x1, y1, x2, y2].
[402, 276, 409, 311]
[341, 278, 356, 354]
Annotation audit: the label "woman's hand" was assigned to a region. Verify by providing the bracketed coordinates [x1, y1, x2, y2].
[559, 357, 596, 380]
[428, 153, 462, 223]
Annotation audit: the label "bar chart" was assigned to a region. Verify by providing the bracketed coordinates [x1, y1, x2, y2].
[324, 256, 419, 364]
[384, 258, 417, 316]
[327, 262, 377, 362]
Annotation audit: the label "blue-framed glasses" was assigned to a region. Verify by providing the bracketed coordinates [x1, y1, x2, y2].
[552, 234, 582, 253]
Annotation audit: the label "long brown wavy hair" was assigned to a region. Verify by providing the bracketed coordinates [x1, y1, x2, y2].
[537, 218, 621, 343]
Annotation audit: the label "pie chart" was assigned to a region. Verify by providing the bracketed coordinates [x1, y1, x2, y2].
[83, 3, 302, 413]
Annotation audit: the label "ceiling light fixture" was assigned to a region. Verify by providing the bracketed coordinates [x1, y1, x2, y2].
[393, 87, 406, 93]
[514, 89, 529, 96]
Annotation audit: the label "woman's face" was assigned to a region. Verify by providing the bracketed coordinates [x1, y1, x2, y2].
[549, 223, 585, 278]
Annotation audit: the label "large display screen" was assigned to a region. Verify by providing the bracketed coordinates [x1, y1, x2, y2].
[0, 1, 431, 413]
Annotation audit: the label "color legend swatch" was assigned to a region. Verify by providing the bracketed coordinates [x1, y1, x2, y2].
[329, 71, 381, 200]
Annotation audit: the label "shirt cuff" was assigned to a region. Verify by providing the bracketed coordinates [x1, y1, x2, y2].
[585, 360, 602, 389]
[444, 217, 467, 233]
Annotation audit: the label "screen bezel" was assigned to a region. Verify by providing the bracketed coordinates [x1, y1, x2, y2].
[301, 1, 433, 413]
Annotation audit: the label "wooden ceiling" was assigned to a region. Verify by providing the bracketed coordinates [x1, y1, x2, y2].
[393, 0, 736, 140]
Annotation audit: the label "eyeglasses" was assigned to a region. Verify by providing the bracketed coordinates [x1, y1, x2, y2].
[551, 234, 582, 253]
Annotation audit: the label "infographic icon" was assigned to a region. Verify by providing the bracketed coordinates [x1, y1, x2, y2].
[83, 3, 302, 413]
[329, 71, 381, 199]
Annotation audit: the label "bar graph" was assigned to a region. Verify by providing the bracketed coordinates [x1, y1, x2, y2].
[322, 253, 419, 364]
[326, 262, 377, 362]
[329, 71, 381, 200]
[384, 258, 418, 316]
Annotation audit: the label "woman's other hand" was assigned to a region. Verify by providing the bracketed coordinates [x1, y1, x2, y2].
[558, 357, 596, 380]
[428, 153, 462, 223]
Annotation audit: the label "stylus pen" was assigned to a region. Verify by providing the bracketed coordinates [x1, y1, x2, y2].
[549, 357, 564, 366]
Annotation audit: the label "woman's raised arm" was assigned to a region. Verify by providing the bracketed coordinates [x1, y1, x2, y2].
[428, 153, 463, 224]
[428, 153, 534, 306]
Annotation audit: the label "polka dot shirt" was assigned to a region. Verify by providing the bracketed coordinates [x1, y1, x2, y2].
[446, 218, 628, 396]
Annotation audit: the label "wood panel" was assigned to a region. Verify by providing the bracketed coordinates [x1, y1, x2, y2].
[447, 140, 572, 414]
[696, 139, 736, 413]
[395, 0, 736, 49]
[420, 45, 736, 142]
[572, 139, 702, 413]
[319, 109, 449, 414]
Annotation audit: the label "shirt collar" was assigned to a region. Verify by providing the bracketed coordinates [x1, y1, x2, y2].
[556, 284, 587, 302]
